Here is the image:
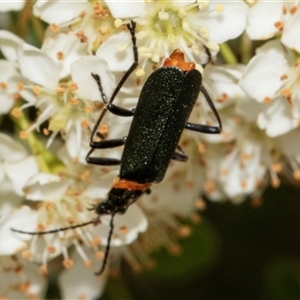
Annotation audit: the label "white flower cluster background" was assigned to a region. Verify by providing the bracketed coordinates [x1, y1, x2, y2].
[1, 0, 300, 299]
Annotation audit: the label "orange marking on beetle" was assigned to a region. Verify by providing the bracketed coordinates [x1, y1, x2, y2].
[112, 178, 151, 191]
[163, 49, 195, 71]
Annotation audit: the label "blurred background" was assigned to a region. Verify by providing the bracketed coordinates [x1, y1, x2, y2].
[45, 184, 300, 300]
[122, 185, 300, 300]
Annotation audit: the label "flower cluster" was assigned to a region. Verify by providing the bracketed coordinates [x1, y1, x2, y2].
[1, 0, 299, 298]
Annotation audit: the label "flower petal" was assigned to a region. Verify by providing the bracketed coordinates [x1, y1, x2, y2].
[17, 43, 59, 90]
[239, 47, 290, 102]
[42, 33, 88, 79]
[257, 97, 298, 137]
[282, 10, 300, 52]
[105, 0, 146, 18]
[0, 30, 24, 61]
[0, 255, 47, 299]
[33, 0, 88, 25]
[4, 156, 39, 196]
[71, 56, 115, 101]
[0, 206, 38, 255]
[95, 31, 134, 72]
[246, 1, 282, 40]
[58, 247, 107, 299]
[24, 173, 71, 201]
[94, 205, 147, 246]
[196, 0, 249, 44]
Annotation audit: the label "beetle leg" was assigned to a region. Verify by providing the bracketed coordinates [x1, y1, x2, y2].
[86, 137, 127, 166]
[91, 20, 138, 108]
[107, 103, 135, 117]
[172, 145, 188, 162]
[86, 151, 121, 166]
[91, 73, 135, 117]
[89, 20, 139, 147]
[90, 138, 126, 149]
[185, 122, 221, 134]
[185, 85, 222, 134]
[172, 152, 188, 162]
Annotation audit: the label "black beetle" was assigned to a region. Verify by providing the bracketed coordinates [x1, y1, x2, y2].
[12, 21, 222, 275]
[85, 21, 222, 274]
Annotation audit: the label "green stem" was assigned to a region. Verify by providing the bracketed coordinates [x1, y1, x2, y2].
[240, 32, 253, 65]
[31, 11, 46, 44]
[16, 0, 45, 45]
[219, 43, 238, 64]
[16, 0, 32, 39]
[10, 106, 63, 174]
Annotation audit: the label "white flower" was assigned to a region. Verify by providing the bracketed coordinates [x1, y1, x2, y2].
[0, 187, 46, 298]
[204, 124, 277, 203]
[2, 0, 290, 296]
[247, 0, 300, 52]
[193, 64, 247, 144]
[107, 0, 249, 45]
[104, 0, 147, 19]
[240, 40, 300, 137]
[58, 246, 107, 299]
[0, 254, 46, 299]
[195, 64, 280, 201]
[41, 32, 89, 79]
[0, 146, 39, 254]
[33, 0, 88, 25]
[8, 168, 147, 277]
[0, 133, 39, 196]
[0, 30, 24, 62]
[12, 36, 116, 162]
[0, 206, 38, 256]
[100, 0, 249, 74]
[34, 0, 116, 52]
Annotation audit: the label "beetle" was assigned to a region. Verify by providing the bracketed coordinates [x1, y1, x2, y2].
[85, 21, 222, 274]
[12, 21, 222, 275]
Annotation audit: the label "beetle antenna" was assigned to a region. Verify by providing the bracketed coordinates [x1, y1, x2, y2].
[95, 213, 115, 275]
[11, 217, 100, 235]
